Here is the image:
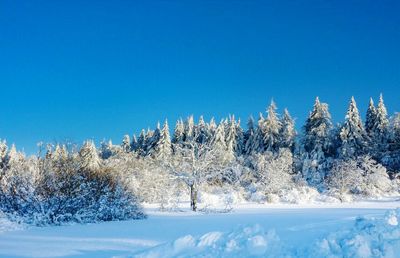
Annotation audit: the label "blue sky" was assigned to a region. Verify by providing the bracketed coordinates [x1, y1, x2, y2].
[1, 0, 399, 154]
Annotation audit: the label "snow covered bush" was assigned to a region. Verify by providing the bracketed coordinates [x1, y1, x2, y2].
[0, 142, 145, 225]
[327, 155, 394, 200]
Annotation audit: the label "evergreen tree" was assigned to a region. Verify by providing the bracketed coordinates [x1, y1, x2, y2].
[371, 94, 390, 160]
[172, 119, 185, 145]
[365, 97, 376, 137]
[137, 130, 147, 155]
[79, 140, 101, 171]
[184, 115, 195, 143]
[195, 116, 209, 144]
[338, 97, 368, 159]
[252, 113, 265, 153]
[301, 97, 334, 187]
[225, 115, 239, 156]
[244, 116, 255, 155]
[121, 135, 131, 153]
[279, 109, 296, 151]
[131, 134, 138, 152]
[262, 101, 282, 153]
[152, 120, 172, 159]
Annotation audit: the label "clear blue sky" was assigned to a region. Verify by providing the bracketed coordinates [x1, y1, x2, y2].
[1, 0, 399, 154]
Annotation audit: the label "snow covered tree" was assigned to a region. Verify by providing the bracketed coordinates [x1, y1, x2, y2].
[121, 135, 131, 153]
[301, 97, 334, 187]
[211, 122, 234, 162]
[338, 97, 368, 159]
[172, 119, 185, 145]
[165, 141, 227, 211]
[253, 148, 294, 196]
[225, 115, 240, 156]
[0, 140, 8, 170]
[79, 140, 101, 171]
[358, 155, 392, 196]
[130, 134, 138, 152]
[252, 113, 266, 153]
[365, 98, 376, 137]
[382, 113, 400, 175]
[184, 115, 195, 143]
[195, 116, 209, 144]
[369, 94, 390, 160]
[262, 101, 282, 153]
[152, 120, 172, 160]
[327, 158, 363, 200]
[279, 109, 296, 151]
[244, 116, 256, 155]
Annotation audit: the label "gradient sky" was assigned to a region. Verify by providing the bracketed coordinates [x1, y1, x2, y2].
[1, 0, 399, 154]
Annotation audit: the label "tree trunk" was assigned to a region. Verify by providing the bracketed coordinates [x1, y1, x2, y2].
[190, 183, 197, 212]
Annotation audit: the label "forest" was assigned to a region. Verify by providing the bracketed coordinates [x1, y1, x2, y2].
[1, 95, 399, 225]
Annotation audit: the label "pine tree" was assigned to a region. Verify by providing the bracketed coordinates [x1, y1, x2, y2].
[262, 101, 282, 153]
[211, 122, 229, 157]
[371, 94, 390, 160]
[0, 140, 8, 169]
[131, 134, 138, 152]
[252, 113, 265, 153]
[235, 118, 244, 155]
[225, 115, 238, 156]
[195, 116, 209, 144]
[152, 120, 172, 160]
[279, 109, 296, 151]
[244, 116, 255, 155]
[339, 97, 368, 159]
[365, 98, 376, 137]
[121, 135, 131, 153]
[79, 140, 101, 171]
[137, 130, 147, 155]
[172, 119, 185, 145]
[301, 97, 334, 187]
[184, 115, 195, 143]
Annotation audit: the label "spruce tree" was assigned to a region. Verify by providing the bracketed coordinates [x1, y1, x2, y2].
[339, 97, 368, 159]
[121, 135, 131, 153]
[79, 140, 101, 171]
[279, 109, 296, 151]
[371, 94, 390, 160]
[244, 116, 255, 155]
[172, 119, 185, 145]
[152, 120, 172, 160]
[301, 97, 334, 187]
[263, 101, 282, 153]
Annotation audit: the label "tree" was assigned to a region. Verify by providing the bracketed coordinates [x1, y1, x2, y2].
[152, 120, 172, 160]
[184, 115, 195, 143]
[195, 116, 209, 144]
[166, 142, 225, 211]
[172, 119, 185, 145]
[244, 117, 256, 155]
[301, 97, 334, 187]
[253, 149, 294, 196]
[79, 140, 101, 171]
[262, 101, 282, 153]
[382, 113, 400, 175]
[365, 97, 376, 137]
[121, 135, 131, 153]
[327, 158, 363, 200]
[370, 94, 390, 160]
[338, 97, 368, 159]
[279, 109, 296, 151]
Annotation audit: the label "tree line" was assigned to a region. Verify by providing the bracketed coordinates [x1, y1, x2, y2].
[0, 95, 399, 222]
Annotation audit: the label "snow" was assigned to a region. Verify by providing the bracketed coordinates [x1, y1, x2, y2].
[0, 198, 399, 257]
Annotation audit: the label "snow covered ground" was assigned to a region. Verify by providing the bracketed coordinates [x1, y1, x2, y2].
[0, 198, 399, 258]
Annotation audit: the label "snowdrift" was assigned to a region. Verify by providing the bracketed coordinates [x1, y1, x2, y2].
[135, 208, 400, 258]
